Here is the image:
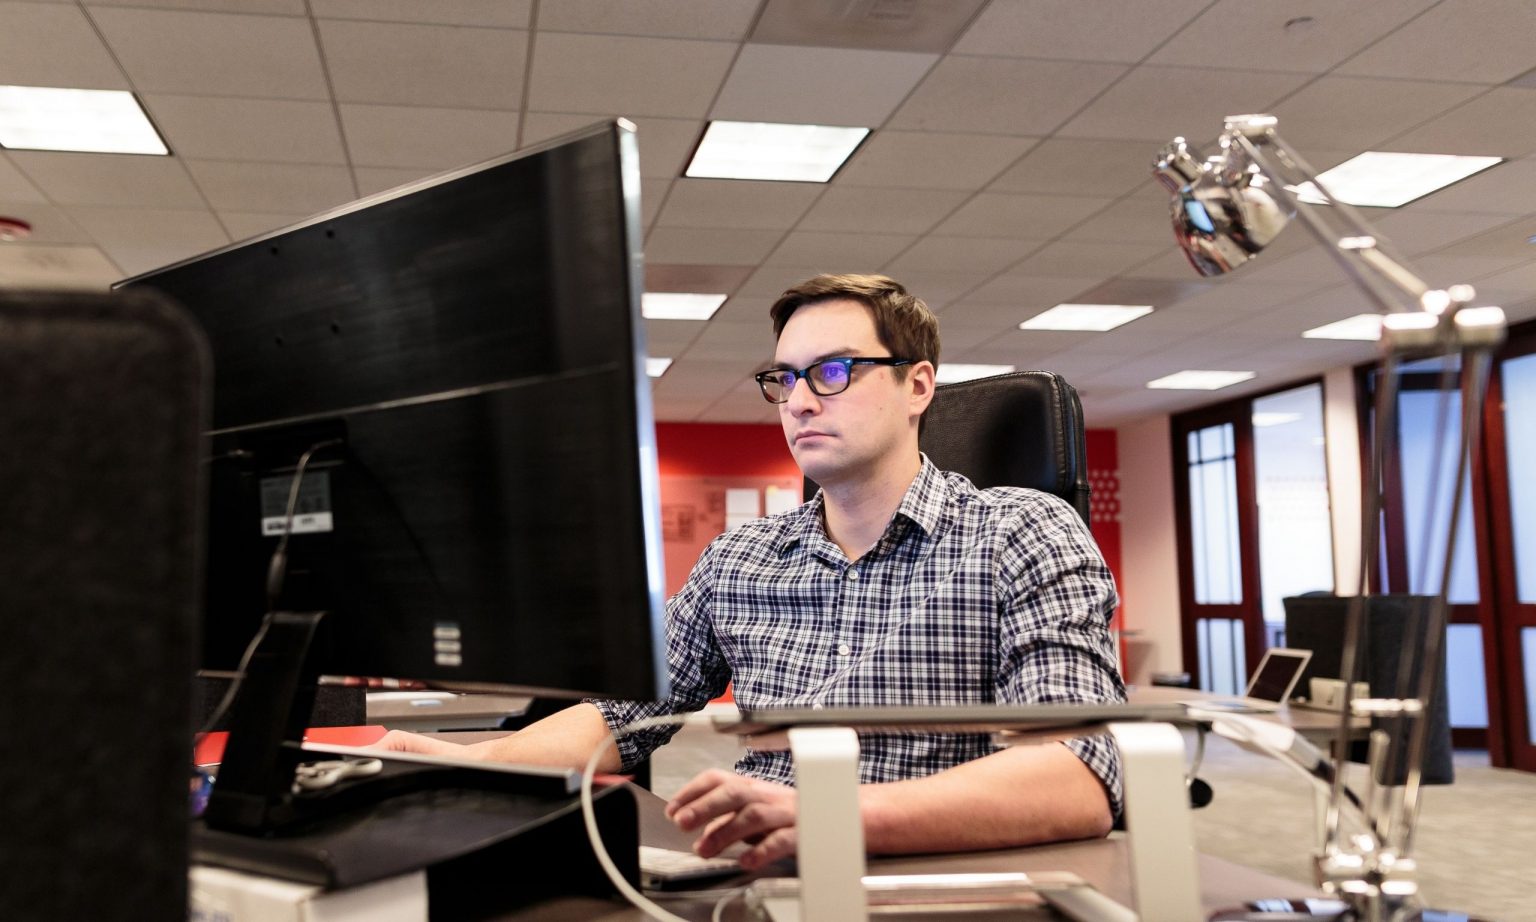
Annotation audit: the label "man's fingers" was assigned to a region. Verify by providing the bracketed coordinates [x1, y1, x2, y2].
[741, 827, 797, 870]
[376, 729, 461, 755]
[670, 775, 757, 830]
[691, 799, 794, 858]
[664, 768, 735, 819]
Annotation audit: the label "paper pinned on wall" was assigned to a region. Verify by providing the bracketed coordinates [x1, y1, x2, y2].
[725, 488, 761, 530]
[764, 485, 800, 516]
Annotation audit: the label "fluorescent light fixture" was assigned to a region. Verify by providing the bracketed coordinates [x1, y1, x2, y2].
[642, 292, 727, 321]
[1303, 313, 1382, 341]
[686, 120, 869, 183]
[936, 363, 1015, 384]
[1252, 412, 1301, 428]
[645, 357, 673, 378]
[1020, 304, 1153, 332]
[0, 85, 168, 155]
[1146, 370, 1255, 390]
[1289, 152, 1502, 208]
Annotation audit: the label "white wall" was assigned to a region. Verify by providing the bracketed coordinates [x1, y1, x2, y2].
[1115, 413, 1182, 685]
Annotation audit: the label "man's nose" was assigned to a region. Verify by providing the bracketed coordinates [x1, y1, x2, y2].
[785, 377, 821, 416]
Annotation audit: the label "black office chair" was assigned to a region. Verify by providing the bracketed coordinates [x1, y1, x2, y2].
[805, 370, 1092, 523]
[1283, 594, 1455, 785]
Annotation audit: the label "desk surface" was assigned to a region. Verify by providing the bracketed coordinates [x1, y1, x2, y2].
[486, 785, 1317, 921]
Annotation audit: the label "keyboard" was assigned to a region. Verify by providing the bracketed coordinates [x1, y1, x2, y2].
[638, 846, 742, 888]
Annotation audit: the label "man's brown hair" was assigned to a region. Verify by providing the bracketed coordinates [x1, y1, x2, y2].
[768, 273, 940, 379]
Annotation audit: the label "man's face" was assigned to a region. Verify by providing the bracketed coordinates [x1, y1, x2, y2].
[771, 298, 931, 487]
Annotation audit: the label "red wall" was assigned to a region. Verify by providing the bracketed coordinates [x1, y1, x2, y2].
[655, 422, 798, 479]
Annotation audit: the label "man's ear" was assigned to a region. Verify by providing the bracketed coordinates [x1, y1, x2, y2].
[907, 360, 936, 421]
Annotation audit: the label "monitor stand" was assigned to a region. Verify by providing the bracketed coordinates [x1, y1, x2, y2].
[196, 611, 640, 903]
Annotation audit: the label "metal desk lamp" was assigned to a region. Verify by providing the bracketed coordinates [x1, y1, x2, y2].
[1153, 114, 1504, 922]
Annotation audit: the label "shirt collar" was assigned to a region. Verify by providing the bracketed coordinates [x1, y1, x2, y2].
[776, 454, 950, 556]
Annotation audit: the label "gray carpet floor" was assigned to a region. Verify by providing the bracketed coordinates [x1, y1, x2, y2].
[651, 722, 1535, 921]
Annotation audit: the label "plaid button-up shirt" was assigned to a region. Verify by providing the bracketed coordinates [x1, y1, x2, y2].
[593, 457, 1126, 814]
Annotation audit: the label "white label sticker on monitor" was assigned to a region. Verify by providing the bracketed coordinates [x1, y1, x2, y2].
[259, 472, 335, 535]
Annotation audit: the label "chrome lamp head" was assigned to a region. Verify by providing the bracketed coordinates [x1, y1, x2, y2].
[1153, 135, 1294, 277]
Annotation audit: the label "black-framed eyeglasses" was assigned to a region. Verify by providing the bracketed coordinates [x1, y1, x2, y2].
[754, 357, 913, 404]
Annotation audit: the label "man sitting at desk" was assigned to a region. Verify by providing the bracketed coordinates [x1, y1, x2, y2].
[383, 273, 1126, 870]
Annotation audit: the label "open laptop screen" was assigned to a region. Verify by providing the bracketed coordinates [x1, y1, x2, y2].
[1246, 647, 1312, 703]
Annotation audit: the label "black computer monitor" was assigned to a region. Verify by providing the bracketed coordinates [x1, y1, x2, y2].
[120, 120, 668, 706]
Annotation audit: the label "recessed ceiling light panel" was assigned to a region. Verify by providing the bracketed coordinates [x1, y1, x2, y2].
[1146, 370, 1255, 390]
[685, 120, 869, 183]
[1020, 304, 1153, 332]
[0, 85, 168, 155]
[645, 357, 674, 378]
[1290, 151, 1502, 208]
[1302, 313, 1382, 341]
[936, 363, 1015, 384]
[642, 292, 727, 320]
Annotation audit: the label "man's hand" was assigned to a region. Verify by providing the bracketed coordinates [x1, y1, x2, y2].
[664, 769, 798, 870]
[376, 729, 481, 758]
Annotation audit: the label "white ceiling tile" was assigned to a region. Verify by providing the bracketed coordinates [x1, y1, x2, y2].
[1417, 252, 1536, 283]
[797, 187, 968, 235]
[87, 0, 305, 12]
[734, 263, 828, 300]
[644, 226, 785, 265]
[712, 45, 938, 126]
[142, 95, 347, 164]
[0, 2, 129, 89]
[931, 192, 1114, 239]
[318, 19, 527, 108]
[709, 292, 773, 323]
[764, 230, 916, 268]
[1384, 88, 1536, 160]
[184, 160, 356, 213]
[987, 138, 1157, 198]
[69, 205, 229, 276]
[885, 271, 985, 307]
[656, 179, 824, 230]
[0, 202, 88, 244]
[681, 320, 774, 361]
[91, 7, 329, 99]
[527, 33, 736, 119]
[339, 104, 520, 169]
[1014, 240, 1169, 277]
[953, 274, 1100, 311]
[8, 151, 205, 207]
[1411, 159, 1536, 215]
[1061, 193, 1182, 244]
[884, 236, 1039, 276]
[1151, 0, 1436, 73]
[836, 131, 1037, 191]
[954, 0, 1211, 62]
[0, 156, 47, 204]
[889, 57, 1127, 135]
[1371, 210, 1525, 258]
[641, 177, 670, 229]
[353, 166, 434, 197]
[521, 114, 703, 179]
[540, 0, 763, 41]
[1268, 77, 1485, 151]
[645, 317, 706, 350]
[310, 0, 530, 26]
[0, 244, 122, 289]
[218, 211, 310, 242]
[748, 0, 987, 53]
[644, 263, 755, 293]
[1058, 66, 1310, 141]
[1336, 0, 1536, 85]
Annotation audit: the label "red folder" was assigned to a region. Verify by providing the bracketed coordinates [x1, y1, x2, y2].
[194, 725, 389, 765]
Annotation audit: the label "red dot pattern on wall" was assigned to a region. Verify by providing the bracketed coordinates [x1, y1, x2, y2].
[1087, 467, 1120, 524]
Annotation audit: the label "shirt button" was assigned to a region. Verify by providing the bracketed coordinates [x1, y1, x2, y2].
[845, 568, 859, 581]
[837, 643, 851, 656]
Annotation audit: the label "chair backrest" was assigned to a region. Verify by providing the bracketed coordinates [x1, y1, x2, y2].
[1282, 593, 1455, 785]
[804, 371, 1091, 524]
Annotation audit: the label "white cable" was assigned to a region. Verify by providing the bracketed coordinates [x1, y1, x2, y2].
[580, 713, 723, 922]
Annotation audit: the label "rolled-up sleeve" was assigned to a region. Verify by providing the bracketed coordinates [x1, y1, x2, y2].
[995, 495, 1127, 817]
[587, 536, 733, 770]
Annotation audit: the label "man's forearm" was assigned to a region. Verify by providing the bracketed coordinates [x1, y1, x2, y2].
[465, 702, 623, 773]
[858, 742, 1113, 855]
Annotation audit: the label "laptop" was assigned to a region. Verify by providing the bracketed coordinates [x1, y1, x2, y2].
[1183, 647, 1312, 713]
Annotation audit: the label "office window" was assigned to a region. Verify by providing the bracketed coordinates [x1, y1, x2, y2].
[1252, 384, 1334, 642]
[1187, 423, 1242, 606]
[1502, 353, 1536, 605]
